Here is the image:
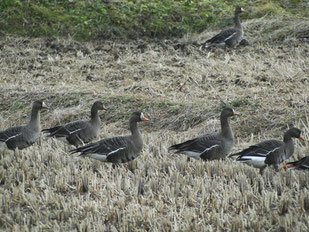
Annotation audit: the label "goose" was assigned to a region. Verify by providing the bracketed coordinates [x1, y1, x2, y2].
[168, 107, 238, 160]
[42, 101, 105, 147]
[283, 156, 309, 171]
[71, 111, 149, 163]
[0, 100, 48, 150]
[202, 7, 245, 48]
[300, 37, 309, 42]
[230, 128, 305, 175]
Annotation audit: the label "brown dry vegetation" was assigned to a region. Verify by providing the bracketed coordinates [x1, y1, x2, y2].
[1, 17, 309, 231]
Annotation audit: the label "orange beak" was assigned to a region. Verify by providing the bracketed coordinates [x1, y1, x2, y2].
[233, 112, 239, 116]
[141, 116, 149, 121]
[299, 136, 305, 141]
[283, 164, 291, 171]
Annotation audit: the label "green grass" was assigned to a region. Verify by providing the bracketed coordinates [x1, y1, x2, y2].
[0, 0, 307, 40]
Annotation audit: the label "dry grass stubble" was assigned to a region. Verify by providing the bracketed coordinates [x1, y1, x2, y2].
[0, 17, 309, 231]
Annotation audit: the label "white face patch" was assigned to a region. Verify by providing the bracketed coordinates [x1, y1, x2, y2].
[42, 102, 48, 108]
[140, 112, 144, 120]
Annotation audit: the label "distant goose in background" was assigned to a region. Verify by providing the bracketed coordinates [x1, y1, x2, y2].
[71, 111, 149, 163]
[168, 107, 238, 161]
[42, 101, 106, 147]
[283, 156, 309, 171]
[230, 128, 305, 175]
[202, 7, 245, 48]
[300, 37, 309, 42]
[0, 100, 48, 150]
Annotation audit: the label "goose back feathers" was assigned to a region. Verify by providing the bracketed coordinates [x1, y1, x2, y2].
[71, 111, 149, 163]
[0, 100, 48, 150]
[42, 101, 105, 147]
[168, 107, 238, 161]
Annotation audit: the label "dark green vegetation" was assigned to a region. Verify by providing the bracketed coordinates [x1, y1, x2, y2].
[0, 0, 307, 40]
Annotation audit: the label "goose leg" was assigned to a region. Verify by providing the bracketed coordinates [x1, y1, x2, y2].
[112, 163, 121, 169]
[0, 148, 5, 159]
[13, 148, 20, 162]
[259, 167, 266, 175]
[273, 164, 279, 172]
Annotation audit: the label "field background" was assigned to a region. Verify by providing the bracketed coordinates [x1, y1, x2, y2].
[1, 0, 309, 231]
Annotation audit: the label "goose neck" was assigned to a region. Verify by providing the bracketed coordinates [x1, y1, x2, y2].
[283, 133, 293, 143]
[220, 115, 233, 139]
[90, 108, 101, 126]
[234, 12, 242, 29]
[29, 107, 40, 130]
[129, 119, 139, 135]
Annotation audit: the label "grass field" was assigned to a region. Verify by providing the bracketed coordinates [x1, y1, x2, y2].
[0, 16, 309, 231]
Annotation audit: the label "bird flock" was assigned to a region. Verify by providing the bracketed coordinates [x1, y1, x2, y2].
[1, 7, 308, 175]
[0, 100, 307, 174]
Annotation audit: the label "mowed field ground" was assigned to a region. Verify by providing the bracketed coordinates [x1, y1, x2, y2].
[0, 17, 309, 231]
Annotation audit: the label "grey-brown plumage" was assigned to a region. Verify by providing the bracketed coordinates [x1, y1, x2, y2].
[168, 107, 238, 161]
[0, 100, 48, 150]
[42, 101, 105, 147]
[203, 7, 245, 48]
[71, 111, 149, 163]
[230, 128, 305, 175]
[283, 156, 309, 171]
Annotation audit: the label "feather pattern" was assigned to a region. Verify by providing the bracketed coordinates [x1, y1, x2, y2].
[284, 156, 309, 171]
[168, 107, 237, 161]
[230, 128, 304, 174]
[0, 100, 48, 150]
[71, 111, 149, 164]
[203, 7, 245, 48]
[42, 101, 104, 147]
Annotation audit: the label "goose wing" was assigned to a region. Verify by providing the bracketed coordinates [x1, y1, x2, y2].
[0, 126, 35, 150]
[169, 134, 224, 160]
[206, 28, 238, 44]
[264, 146, 291, 167]
[72, 135, 139, 163]
[230, 140, 283, 158]
[44, 120, 88, 137]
